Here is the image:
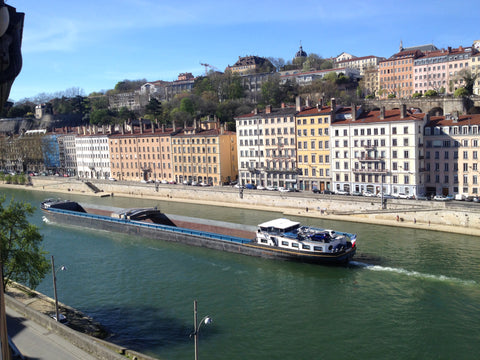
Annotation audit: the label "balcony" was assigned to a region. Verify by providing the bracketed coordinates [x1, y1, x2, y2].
[358, 156, 382, 162]
[353, 168, 388, 175]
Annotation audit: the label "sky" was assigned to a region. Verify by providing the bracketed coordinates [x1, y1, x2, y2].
[5, 0, 480, 102]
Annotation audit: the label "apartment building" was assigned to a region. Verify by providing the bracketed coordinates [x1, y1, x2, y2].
[235, 109, 265, 186]
[335, 55, 385, 76]
[172, 121, 237, 186]
[413, 46, 475, 95]
[226, 56, 274, 75]
[471, 44, 480, 95]
[235, 104, 298, 188]
[330, 105, 427, 197]
[296, 104, 332, 192]
[424, 113, 480, 197]
[75, 126, 111, 179]
[109, 122, 174, 182]
[379, 49, 421, 99]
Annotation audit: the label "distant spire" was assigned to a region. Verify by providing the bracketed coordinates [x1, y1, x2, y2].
[399, 40, 404, 52]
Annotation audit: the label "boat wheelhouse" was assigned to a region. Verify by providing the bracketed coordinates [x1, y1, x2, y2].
[256, 218, 356, 256]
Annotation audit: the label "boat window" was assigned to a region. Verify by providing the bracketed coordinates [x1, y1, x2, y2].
[314, 246, 323, 251]
[292, 243, 299, 248]
[281, 241, 289, 246]
[261, 239, 268, 244]
[302, 244, 310, 250]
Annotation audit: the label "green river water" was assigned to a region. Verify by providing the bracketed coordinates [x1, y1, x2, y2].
[3, 188, 480, 360]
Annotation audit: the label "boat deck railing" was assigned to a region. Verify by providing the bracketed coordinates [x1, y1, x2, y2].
[46, 207, 253, 245]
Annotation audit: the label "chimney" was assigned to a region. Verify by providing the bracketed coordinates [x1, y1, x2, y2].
[130, 122, 134, 134]
[254, 108, 258, 115]
[77, 126, 81, 135]
[331, 98, 337, 119]
[380, 106, 385, 120]
[139, 119, 143, 134]
[266, 105, 272, 114]
[173, 121, 176, 132]
[305, 97, 310, 108]
[296, 96, 302, 112]
[220, 123, 225, 135]
[83, 126, 86, 135]
[400, 104, 406, 119]
[162, 124, 165, 133]
[121, 123, 125, 135]
[281, 102, 285, 109]
[351, 104, 356, 121]
[152, 121, 155, 134]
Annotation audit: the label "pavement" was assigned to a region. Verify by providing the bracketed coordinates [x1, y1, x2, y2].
[6, 306, 101, 360]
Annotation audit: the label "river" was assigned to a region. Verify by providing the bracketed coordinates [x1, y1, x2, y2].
[3, 188, 480, 360]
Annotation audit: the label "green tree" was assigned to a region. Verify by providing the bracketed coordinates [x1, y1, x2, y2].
[424, 90, 438, 97]
[179, 97, 195, 116]
[458, 70, 478, 95]
[145, 98, 162, 119]
[454, 87, 469, 97]
[260, 76, 283, 106]
[0, 197, 50, 290]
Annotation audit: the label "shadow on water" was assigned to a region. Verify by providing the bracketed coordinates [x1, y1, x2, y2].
[87, 304, 216, 353]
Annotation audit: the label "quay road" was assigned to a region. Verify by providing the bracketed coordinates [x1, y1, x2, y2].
[6, 306, 101, 360]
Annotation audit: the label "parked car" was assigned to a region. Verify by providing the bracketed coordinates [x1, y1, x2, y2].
[256, 185, 266, 190]
[397, 193, 414, 199]
[278, 187, 292, 193]
[416, 194, 429, 200]
[108, 177, 117, 181]
[245, 183, 256, 189]
[433, 195, 449, 201]
[335, 190, 349, 195]
[321, 189, 333, 195]
[351, 191, 362, 196]
[312, 188, 321, 194]
[363, 191, 376, 197]
[266, 186, 277, 191]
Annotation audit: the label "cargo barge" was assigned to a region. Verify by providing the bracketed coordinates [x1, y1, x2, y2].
[41, 199, 357, 265]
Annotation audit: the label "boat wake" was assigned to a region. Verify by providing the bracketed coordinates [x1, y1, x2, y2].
[350, 261, 477, 286]
[42, 216, 50, 224]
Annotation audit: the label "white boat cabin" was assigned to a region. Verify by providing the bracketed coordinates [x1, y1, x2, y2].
[256, 218, 355, 254]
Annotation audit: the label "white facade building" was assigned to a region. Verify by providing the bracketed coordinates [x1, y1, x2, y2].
[330, 105, 427, 197]
[75, 129, 111, 179]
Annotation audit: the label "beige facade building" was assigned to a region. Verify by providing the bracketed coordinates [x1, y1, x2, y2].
[109, 122, 174, 182]
[172, 121, 237, 186]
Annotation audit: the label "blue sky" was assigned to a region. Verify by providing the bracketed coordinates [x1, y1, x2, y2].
[6, 0, 480, 102]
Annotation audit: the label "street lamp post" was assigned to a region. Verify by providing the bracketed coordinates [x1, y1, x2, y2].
[51, 256, 66, 322]
[192, 300, 212, 360]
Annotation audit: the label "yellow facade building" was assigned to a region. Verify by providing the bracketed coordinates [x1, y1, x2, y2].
[296, 105, 332, 192]
[172, 121, 237, 185]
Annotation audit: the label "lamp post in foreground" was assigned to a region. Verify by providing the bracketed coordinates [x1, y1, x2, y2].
[192, 300, 212, 360]
[51, 256, 66, 322]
